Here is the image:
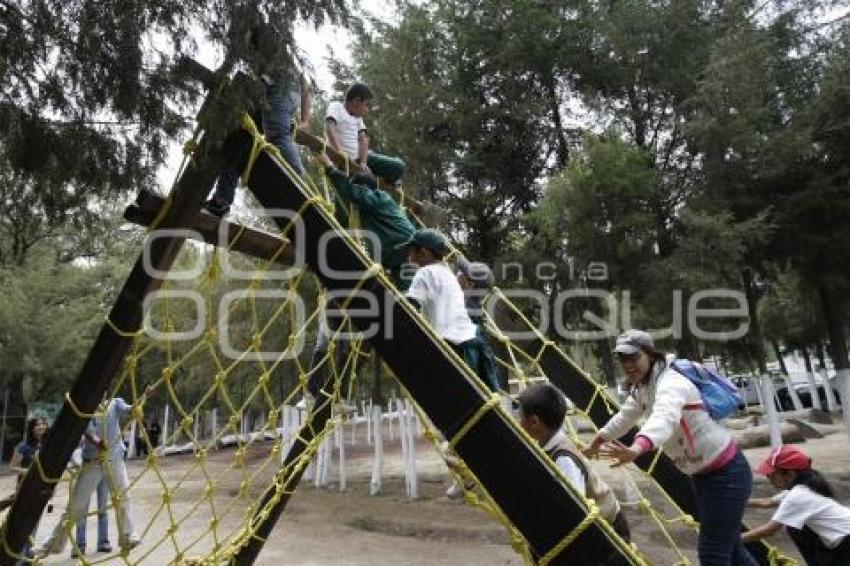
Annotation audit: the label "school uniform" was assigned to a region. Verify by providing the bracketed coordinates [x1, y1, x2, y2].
[406, 263, 498, 389]
[771, 486, 850, 565]
[545, 431, 631, 565]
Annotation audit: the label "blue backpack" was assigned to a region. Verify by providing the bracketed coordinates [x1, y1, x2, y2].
[670, 359, 743, 420]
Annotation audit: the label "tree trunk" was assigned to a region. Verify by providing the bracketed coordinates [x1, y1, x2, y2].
[771, 340, 789, 375]
[371, 353, 383, 406]
[595, 340, 617, 387]
[801, 347, 823, 411]
[542, 71, 570, 168]
[817, 284, 850, 434]
[676, 328, 701, 361]
[742, 269, 768, 374]
[818, 284, 849, 371]
[816, 341, 827, 371]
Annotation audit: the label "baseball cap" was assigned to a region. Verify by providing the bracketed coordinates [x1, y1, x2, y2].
[456, 257, 495, 290]
[397, 228, 448, 256]
[613, 330, 654, 355]
[755, 445, 812, 475]
[366, 154, 406, 184]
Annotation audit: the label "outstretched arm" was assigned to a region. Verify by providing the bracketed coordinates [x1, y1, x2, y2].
[583, 392, 643, 459]
[316, 150, 385, 209]
[741, 521, 783, 544]
[748, 497, 779, 509]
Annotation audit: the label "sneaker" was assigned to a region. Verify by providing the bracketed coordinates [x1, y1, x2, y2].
[295, 393, 314, 411]
[202, 198, 230, 218]
[32, 544, 53, 559]
[97, 543, 113, 553]
[446, 480, 464, 499]
[446, 479, 476, 499]
[119, 536, 141, 551]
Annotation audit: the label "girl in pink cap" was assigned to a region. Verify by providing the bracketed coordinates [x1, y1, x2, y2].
[743, 444, 850, 565]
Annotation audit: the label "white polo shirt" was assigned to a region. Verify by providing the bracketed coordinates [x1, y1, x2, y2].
[772, 485, 850, 548]
[326, 101, 366, 159]
[406, 263, 477, 345]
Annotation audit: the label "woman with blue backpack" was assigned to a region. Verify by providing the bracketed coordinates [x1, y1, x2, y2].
[583, 329, 758, 565]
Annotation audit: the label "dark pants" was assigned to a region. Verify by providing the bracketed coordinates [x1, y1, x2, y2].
[601, 510, 633, 566]
[788, 526, 850, 566]
[212, 82, 304, 206]
[692, 450, 759, 565]
[449, 336, 500, 393]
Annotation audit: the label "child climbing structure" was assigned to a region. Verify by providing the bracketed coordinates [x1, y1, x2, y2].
[0, 66, 793, 566]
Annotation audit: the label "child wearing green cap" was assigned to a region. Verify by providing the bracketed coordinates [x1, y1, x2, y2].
[315, 151, 415, 290]
[300, 152, 417, 408]
[403, 229, 498, 392]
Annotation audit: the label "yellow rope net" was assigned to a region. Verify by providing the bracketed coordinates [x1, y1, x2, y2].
[3, 115, 796, 566]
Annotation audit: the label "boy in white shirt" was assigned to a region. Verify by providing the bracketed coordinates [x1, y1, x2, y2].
[743, 445, 850, 565]
[401, 229, 497, 390]
[325, 82, 372, 170]
[325, 82, 408, 189]
[517, 383, 630, 565]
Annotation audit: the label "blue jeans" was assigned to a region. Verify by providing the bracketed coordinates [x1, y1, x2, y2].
[212, 82, 304, 206]
[692, 450, 759, 565]
[75, 476, 110, 549]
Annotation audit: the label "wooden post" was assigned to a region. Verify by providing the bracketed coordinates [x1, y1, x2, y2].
[399, 398, 409, 495]
[193, 414, 201, 453]
[313, 436, 323, 487]
[127, 420, 137, 459]
[338, 421, 347, 492]
[370, 405, 383, 496]
[404, 399, 418, 499]
[211, 408, 218, 448]
[387, 397, 394, 442]
[162, 404, 170, 448]
[366, 399, 373, 446]
[322, 435, 332, 487]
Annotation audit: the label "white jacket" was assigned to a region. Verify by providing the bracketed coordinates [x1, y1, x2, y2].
[600, 355, 733, 475]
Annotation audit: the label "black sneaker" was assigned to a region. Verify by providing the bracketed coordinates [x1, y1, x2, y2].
[97, 543, 113, 553]
[203, 199, 230, 217]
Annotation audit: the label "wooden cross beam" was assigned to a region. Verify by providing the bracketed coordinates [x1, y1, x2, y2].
[123, 190, 296, 266]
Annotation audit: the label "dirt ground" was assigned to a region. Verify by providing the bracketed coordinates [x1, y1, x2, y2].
[3, 422, 849, 565]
